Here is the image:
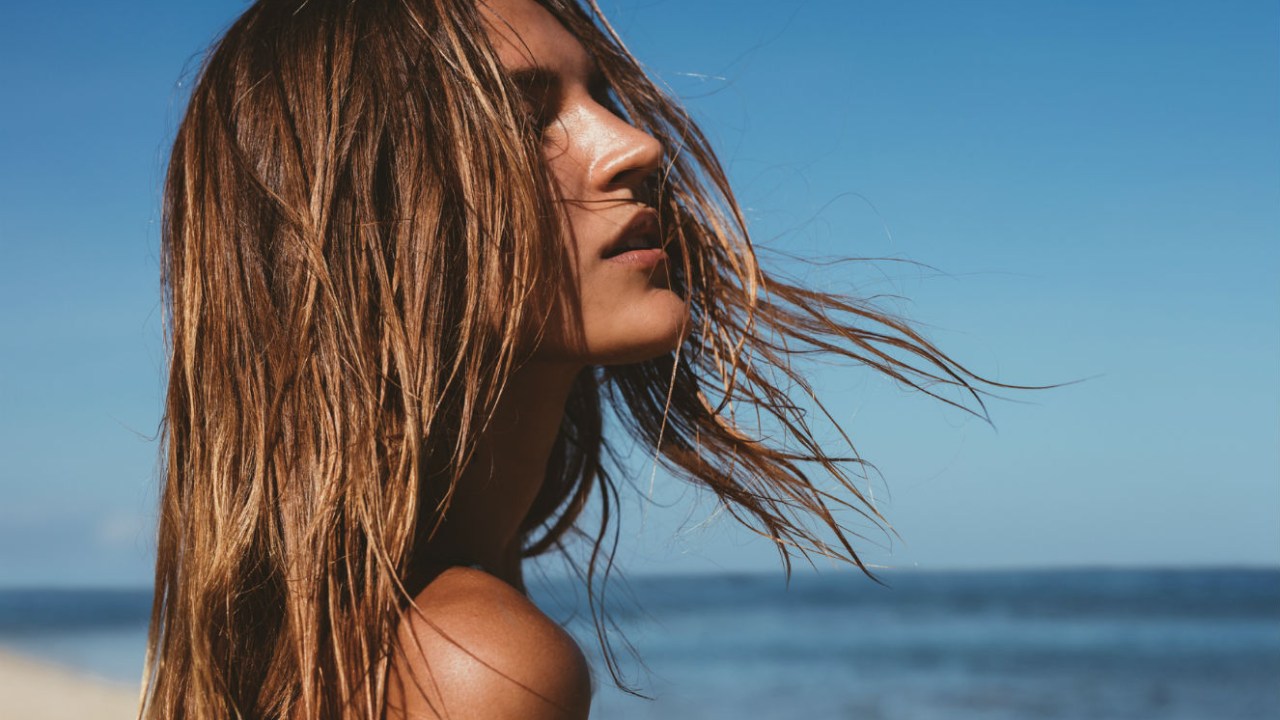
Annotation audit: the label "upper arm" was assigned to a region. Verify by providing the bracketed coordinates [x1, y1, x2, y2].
[385, 568, 593, 720]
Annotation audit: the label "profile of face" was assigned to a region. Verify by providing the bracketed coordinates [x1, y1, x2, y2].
[480, 0, 691, 367]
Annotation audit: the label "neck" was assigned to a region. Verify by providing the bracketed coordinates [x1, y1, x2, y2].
[418, 361, 582, 591]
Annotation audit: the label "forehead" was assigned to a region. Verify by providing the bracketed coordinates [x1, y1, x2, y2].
[479, 0, 593, 76]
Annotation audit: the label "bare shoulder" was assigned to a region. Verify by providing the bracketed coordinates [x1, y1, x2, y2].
[386, 567, 593, 720]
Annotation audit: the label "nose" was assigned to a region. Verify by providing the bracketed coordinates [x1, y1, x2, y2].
[591, 110, 664, 197]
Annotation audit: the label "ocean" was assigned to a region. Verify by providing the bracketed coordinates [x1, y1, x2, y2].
[1, 569, 1276, 719]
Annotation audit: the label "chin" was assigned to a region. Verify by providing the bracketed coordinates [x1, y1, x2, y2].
[526, 288, 691, 366]
[588, 291, 691, 366]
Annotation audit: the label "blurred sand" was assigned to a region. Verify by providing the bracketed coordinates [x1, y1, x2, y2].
[0, 649, 139, 720]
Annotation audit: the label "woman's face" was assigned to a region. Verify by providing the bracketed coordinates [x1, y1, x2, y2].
[481, 0, 691, 366]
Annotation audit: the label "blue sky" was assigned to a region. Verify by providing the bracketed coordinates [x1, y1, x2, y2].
[1, 0, 1276, 586]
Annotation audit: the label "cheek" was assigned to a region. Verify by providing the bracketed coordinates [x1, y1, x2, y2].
[514, 207, 590, 362]
[544, 154, 592, 273]
[544, 135, 589, 199]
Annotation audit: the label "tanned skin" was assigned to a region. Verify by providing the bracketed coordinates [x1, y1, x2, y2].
[385, 0, 684, 717]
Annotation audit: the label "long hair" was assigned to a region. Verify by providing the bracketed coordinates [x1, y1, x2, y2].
[144, 0, 1019, 717]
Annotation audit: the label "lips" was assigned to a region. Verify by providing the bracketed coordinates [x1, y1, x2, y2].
[601, 208, 662, 259]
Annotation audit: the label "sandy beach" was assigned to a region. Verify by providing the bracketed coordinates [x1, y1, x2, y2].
[0, 649, 140, 720]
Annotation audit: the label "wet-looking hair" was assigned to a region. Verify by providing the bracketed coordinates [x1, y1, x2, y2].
[143, 0, 1022, 717]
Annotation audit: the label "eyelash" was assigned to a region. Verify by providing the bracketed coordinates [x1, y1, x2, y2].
[521, 94, 561, 140]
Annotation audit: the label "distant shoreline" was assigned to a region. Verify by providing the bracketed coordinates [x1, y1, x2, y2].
[0, 647, 139, 720]
[3, 563, 1277, 593]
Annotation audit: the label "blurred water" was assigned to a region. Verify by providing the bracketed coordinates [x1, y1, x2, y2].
[1, 570, 1276, 719]
[570, 570, 1280, 719]
[0, 588, 150, 685]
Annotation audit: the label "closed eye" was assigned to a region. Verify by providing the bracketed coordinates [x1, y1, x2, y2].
[508, 67, 563, 135]
[507, 65, 625, 140]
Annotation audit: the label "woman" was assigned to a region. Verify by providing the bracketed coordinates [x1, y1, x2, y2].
[143, 0, 1004, 718]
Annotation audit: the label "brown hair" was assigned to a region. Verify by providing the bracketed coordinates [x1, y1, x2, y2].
[144, 0, 1021, 717]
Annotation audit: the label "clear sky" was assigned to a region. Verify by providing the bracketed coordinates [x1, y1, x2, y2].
[1, 0, 1276, 586]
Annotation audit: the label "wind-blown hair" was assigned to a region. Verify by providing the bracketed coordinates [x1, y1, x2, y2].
[144, 0, 1009, 717]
